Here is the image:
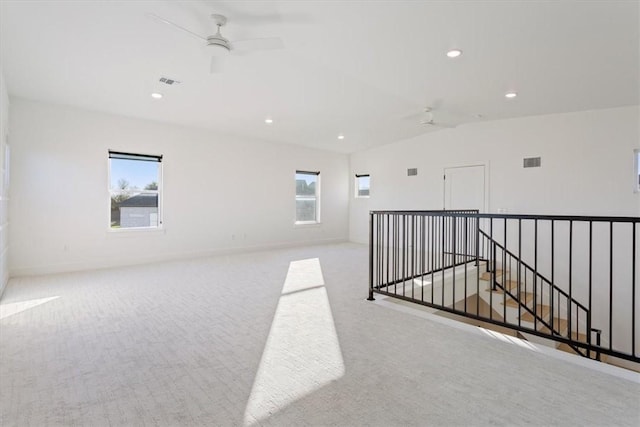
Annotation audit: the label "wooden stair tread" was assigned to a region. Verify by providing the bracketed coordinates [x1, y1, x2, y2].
[479, 270, 507, 281]
[570, 331, 588, 342]
[520, 304, 551, 322]
[480, 269, 511, 280]
[557, 343, 608, 362]
[486, 280, 520, 293]
[502, 292, 534, 308]
[537, 317, 569, 334]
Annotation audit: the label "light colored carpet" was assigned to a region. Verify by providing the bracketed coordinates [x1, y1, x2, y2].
[1, 242, 638, 426]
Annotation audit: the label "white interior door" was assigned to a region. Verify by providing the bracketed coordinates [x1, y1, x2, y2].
[444, 165, 486, 212]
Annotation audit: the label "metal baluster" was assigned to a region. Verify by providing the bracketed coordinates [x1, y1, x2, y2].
[633, 222, 637, 357]
[518, 219, 522, 328]
[368, 212, 374, 301]
[588, 220, 593, 358]
[609, 221, 613, 351]
[551, 220, 555, 333]
[534, 219, 538, 331]
[568, 221, 573, 341]
[453, 214, 457, 310]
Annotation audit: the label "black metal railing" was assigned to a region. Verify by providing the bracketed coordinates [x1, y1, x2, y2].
[368, 211, 640, 364]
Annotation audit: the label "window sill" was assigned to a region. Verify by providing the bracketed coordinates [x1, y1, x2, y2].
[355, 196, 370, 199]
[294, 221, 322, 228]
[107, 226, 165, 236]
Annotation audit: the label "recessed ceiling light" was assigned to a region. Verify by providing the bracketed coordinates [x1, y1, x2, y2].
[505, 92, 518, 99]
[337, 134, 345, 140]
[446, 49, 462, 58]
[151, 92, 163, 99]
[265, 118, 274, 124]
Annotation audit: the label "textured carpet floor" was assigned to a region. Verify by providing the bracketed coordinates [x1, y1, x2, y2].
[1, 243, 638, 426]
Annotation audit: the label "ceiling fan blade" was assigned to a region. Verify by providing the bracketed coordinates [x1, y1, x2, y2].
[428, 122, 457, 129]
[147, 13, 207, 41]
[231, 37, 284, 53]
[209, 55, 223, 74]
[401, 112, 424, 121]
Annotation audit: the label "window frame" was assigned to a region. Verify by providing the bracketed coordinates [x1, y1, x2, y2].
[108, 150, 163, 232]
[355, 174, 370, 198]
[635, 149, 640, 193]
[295, 170, 321, 225]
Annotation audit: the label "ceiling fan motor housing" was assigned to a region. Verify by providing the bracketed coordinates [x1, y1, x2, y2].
[206, 34, 231, 52]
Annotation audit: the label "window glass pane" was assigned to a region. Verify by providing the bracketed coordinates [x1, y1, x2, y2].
[110, 158, 159, 191]
[110, 156, 161, 229]
[111, 192, 159, 228]
[296, 199, 316, 222]
[357, 175, 370, 197]
[296, 173, 317, 196]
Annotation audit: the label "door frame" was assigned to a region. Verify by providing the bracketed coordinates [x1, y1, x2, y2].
[442, 161, 490, 213]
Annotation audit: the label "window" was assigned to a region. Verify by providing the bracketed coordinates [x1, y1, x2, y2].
[355, 174, 370, 198]
[635, 149, 640, 193]
[109, 151, 162, 229]
[295, 171, 320, 224]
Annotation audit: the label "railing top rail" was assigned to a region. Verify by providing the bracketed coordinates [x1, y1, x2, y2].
[370, 210, 640, 223]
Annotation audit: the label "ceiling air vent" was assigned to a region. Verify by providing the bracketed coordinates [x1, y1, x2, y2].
[159, 77, 181, 85]
[523, 157, 541, 168]
[407, 168, 418, 176]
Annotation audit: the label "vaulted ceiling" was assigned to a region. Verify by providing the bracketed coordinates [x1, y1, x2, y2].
[1, 1, 638, 153]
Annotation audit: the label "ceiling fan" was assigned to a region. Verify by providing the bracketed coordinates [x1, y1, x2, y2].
[149, 13, 284, 73]
[418, 107, 457, 128]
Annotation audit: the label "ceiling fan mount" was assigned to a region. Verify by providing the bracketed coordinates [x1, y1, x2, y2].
[415, 106, 457, 128]
[207, 14, 231, 52]
[211, 14, 227, 27]
[420, 107, 435, 125]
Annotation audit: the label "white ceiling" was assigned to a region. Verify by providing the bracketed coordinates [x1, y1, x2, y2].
[1, 1, 638, 153]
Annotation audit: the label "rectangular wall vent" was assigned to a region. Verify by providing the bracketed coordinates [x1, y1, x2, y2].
[523, 157, 541, 168]
[159, 77, 181, 85]
[407, 168, 418, 176]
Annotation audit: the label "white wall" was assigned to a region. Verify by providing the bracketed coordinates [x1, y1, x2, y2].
[9, 98, 349, 275]
[0, 68, 10, 294]
[349, 106, 640, 244]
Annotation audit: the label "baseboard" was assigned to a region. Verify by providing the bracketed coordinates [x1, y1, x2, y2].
[9, 237, 349, 278]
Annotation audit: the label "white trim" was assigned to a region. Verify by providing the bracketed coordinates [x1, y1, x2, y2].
[0, 244, 8, 259]
[442, 161, 490, 213]
[354, 175, 370, 199]
[294, 221, 322, 227]
[9, 237, 348, 277]
[2, 144, 10, 198]
[108, 151, 163, 229]
[107, 226, 165, 235]
[634, 148, 639, 193]
[294, 170, 321, 224]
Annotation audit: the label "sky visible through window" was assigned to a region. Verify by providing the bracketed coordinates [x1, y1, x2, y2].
[110, 159, 159, 190]
[359, 176, 370, 190]
[296, 173, 316, 186]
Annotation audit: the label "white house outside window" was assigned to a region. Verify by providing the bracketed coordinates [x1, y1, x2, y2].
[109, 151, 162, 229]
[295, 170, 320, 224]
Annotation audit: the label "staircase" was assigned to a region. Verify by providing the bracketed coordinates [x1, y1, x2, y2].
[477, 229, 602, 361]
[368, 210, 640, 366]
[476, 267, 605, 362]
